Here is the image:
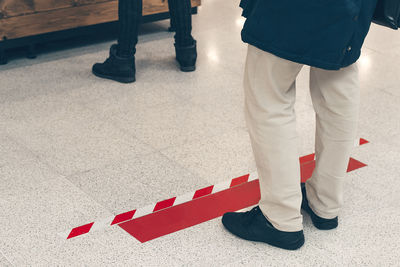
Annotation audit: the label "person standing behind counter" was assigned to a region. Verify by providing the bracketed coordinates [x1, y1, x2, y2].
[92, 0, 197, 83]
[222, 0, 378, 250]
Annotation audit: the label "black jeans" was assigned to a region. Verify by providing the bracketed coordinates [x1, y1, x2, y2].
[117, 0, 195, 57]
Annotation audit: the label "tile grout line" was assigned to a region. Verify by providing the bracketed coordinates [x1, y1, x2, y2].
[60, 147, 211, 223]
[81, 109, 161, 155]
[60, 176, 117, 219]
[155, 150, 211, 186]
[157, 125, 254, 157]
[59, 143, 213, 233]
[0, 250, 14, 267]
[2, 132, 67, 177]
[81, 85, 254, 153]
[156, 131, 255, 185]
[2, 131, 123, 226]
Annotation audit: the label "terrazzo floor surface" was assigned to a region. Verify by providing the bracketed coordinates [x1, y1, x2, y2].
[1, 0, 400, 266]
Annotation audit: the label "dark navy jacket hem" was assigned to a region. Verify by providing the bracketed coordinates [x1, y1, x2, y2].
[242, 32, 356, 71]
[239, 0, 377, 71]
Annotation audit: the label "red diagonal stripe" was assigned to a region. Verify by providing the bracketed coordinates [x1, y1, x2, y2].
[153, 197, 176, 212]
[193, 185, 214, 199]
[359, 138, 369, 145]
[111, 210, 137, 225]
[67, 222, 94, 239]
[299, 153, 315, 165]
[230, 174, 250, 188]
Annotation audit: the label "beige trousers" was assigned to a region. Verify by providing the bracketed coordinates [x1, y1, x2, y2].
[244, 45, 360, 232]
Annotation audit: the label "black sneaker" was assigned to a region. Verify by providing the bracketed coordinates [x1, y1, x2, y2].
[92, 44, 136, 83]
[301, 183, 338, 230]
[174, 40, 197, 72]
[222, 206, 305, 250]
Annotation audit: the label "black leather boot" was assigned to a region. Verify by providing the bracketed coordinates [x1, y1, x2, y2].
[174, 40, 197, 72]
[92, 44, 136, 83]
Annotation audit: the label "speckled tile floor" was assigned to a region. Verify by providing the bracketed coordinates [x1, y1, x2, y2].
[0, 0, 400, 266]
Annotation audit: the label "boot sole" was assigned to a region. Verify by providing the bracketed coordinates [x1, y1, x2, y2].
[227, 229, 305, 251]
[313, 221, 338, 230]
[222, 219, 304, 251]
[180, 65, 196, 72]
[92, 69, 135, 84]
[309, 215, 338, 230]
[258, 235, 305, 251]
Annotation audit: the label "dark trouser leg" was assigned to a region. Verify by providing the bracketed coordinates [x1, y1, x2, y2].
[117, 0, 142, 57]
[0, 47, 7, 65]
[168, 0, 195, 46]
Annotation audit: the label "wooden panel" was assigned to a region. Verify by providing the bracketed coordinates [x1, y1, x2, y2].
[143, 0, 201, 15]
[0, 0, 198, 18]
[144, 0, 167, 9]
[0, 0, 75, 18]
[78, 0, 168, 8]
[0, 0, 201, 40]
[0, 0, 35, 18]
[33, 0, 75, 13]
[76, 0, 114, 5]
[0, 1, 118, 39]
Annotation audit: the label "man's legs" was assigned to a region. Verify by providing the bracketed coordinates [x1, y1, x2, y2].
[244, 45, 304, 232]
[306, 64, 360, 219]
[222, 45, 305, 250]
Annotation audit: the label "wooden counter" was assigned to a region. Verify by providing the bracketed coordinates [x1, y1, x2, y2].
[0, 0, 201, 40]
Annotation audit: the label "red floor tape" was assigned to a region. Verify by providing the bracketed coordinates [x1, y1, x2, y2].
[119, 179, 261, 243]
[119, 157, 367, 243]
